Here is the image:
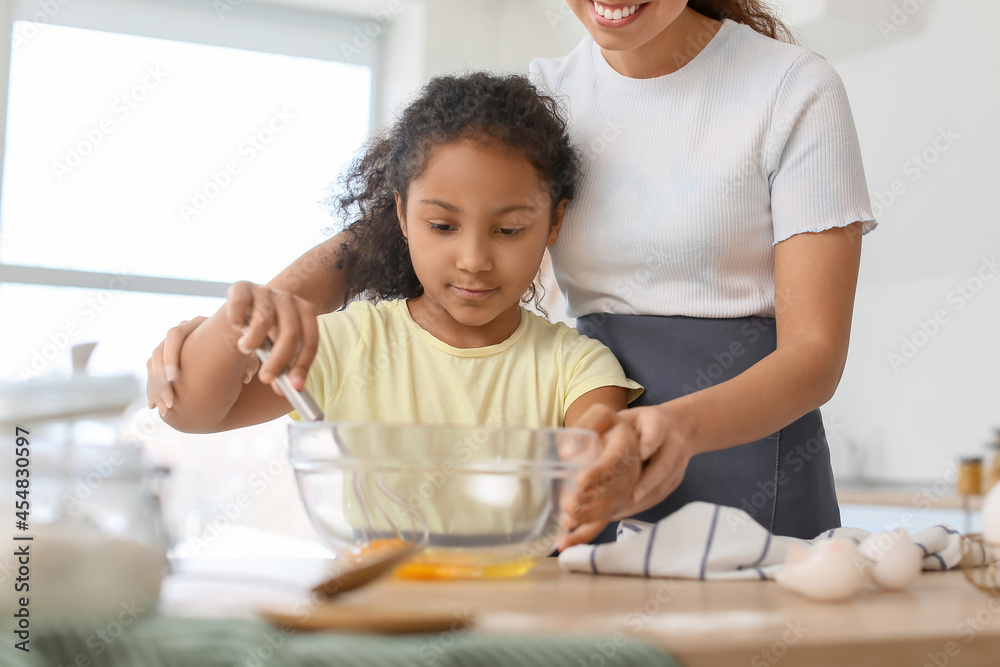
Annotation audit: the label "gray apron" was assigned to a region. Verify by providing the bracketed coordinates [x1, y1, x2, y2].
[577, 313, 841, 543]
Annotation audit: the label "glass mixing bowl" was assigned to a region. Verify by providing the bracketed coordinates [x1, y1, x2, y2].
[288, 421, 600, 579]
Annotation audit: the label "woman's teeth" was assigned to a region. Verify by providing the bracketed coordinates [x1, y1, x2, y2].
[593, 3, 640, 20]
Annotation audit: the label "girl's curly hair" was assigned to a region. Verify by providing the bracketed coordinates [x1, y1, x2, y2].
[330, 72, 579, 310]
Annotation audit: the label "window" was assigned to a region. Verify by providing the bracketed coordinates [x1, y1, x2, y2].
[0, 0, 377, 379]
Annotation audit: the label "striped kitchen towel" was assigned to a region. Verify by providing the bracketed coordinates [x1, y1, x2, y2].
[558, 501, 994, 580]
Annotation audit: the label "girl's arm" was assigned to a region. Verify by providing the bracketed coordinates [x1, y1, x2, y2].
[147, 231, 352, 413]
[569, 221, 863, 524]
[161, 282, 318, 433]
[564, 386, 628, 426]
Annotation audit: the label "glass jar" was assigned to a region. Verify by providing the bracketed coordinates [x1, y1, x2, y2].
[958, 457, 984, 496]
[985, 436, 1000, 494]
[0, 360, 169, 620]
[31, 442, 168, 615]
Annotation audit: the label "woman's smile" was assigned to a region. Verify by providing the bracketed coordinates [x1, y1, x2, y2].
[591, 2, 648, 27]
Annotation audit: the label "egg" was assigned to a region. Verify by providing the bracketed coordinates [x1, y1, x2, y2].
[861, 528, 923, 591]
[983, 482, 1000, 548]
[775, 538, 865, 602]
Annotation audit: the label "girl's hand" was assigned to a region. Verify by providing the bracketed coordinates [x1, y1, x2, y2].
[224, 281, 319, 393]
[557, 404, 642, 550]
[615, 403, 697, 518]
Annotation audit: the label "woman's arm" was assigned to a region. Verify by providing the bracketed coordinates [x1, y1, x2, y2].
[147, 231, 353, 412]
[566, 221, 863, 524]
[266, 230, 355, 314]
[678, 222, 862, 453]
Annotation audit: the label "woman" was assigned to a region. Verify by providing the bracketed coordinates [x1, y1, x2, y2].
[148, 0, 875, 546]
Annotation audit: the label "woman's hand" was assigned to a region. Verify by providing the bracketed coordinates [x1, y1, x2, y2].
[146, 316, 262, 416]
[615, 402, 698, 517]
[146, 317, 227, 415]
[557, 404, 642, 550]
[223, 281, 319, 393]
[558, 402, 699, 549]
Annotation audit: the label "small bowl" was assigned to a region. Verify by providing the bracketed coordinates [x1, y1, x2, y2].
[288, 421, 600, 579]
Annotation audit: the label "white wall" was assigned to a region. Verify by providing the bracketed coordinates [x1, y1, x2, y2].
[785, 0, 1000, 481]
[374, 0, 586, 124]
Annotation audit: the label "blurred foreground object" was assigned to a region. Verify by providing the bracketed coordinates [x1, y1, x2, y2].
[0, 343, 169, 620]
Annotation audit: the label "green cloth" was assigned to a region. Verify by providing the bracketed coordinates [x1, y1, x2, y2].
[2, 616, 681, 667]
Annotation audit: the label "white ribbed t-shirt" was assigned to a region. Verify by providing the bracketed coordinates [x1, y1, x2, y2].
[530, 19, 876, 319]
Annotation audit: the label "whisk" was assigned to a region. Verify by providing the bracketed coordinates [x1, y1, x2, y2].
[253, 336, 426, 594]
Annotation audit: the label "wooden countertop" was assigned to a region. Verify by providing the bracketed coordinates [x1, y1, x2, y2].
[837, 481, 984, 511]
[163, 557, 1000, 667]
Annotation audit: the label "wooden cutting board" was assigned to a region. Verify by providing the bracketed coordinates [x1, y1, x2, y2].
[260, 604, 475, 634]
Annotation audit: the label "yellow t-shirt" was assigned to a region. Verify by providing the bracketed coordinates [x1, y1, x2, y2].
[290, 299, 643, 539]
[293, 299, 643, 426]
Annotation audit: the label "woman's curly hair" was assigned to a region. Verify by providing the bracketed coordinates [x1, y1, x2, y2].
[329, 72, 579, 309]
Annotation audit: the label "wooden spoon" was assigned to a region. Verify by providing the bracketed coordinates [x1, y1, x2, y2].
[311, 542, 421, 598]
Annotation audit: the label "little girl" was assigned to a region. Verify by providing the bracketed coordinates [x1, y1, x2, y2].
[161, 72, 643, 547]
